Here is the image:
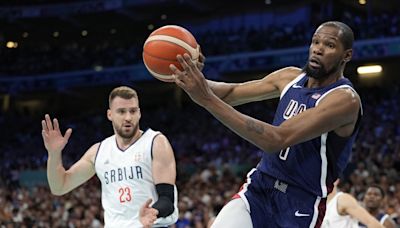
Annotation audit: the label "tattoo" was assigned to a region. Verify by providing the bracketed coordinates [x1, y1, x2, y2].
[246, 119, 264, 134]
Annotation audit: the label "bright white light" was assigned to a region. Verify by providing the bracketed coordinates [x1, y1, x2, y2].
[359, 0, 366, 5]
[6, 41, 14, 48]
[6, 41, 18, 48]
[357, 65, 382, 75]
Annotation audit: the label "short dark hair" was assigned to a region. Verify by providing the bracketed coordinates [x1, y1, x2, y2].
[320, 21, 354, 50]
[108, 86, 138, 107]
[367, 184, 385, 198]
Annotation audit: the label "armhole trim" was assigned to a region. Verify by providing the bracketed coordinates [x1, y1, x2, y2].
[151, 132, 162, 160]
[93, 142, 102, 168]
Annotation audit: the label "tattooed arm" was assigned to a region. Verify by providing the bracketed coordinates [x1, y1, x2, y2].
[201, 88, 360, 153]
[170, 54, 360, 153]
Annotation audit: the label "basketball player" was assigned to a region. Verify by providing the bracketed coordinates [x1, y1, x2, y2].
[42, 86, 178, 227]
[360, 185, 396, 228]
[170, 21, 362, 227]
[321, 180, 383, 228]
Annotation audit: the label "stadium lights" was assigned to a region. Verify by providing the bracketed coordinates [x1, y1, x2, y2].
[357, 65, 382, 75]
[6, 41, 18, 48]
[359, 0, 366, 5]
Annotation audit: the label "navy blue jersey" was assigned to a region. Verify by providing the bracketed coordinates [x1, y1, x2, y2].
[258, 73, 362, 197]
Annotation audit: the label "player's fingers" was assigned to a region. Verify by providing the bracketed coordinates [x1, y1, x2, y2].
[170, 64, 187, 80]
[175, 71, 187, 82]
[169, 64, 182, 75]
[183, 53, 203, 75]
[184, 53, 195, 67]
[64, 128, 73, 141]
[174, 76, 187, 89]
[41, 120, 48, 132]
[170, 65, 187, 83]
[173, 72, 185, 82]
[196, 60, 204, 71]
[198, 47, 205, 62]
[144, 198, 153, 208]
[177, 54, 192, 73]
[41, 130, 48, 139]
[53, 118, 60, 131]
[45, 114, 53, 130]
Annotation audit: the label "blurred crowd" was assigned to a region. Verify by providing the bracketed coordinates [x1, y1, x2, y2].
[0, 84, 399, 227]
[1, 9, 400, 77]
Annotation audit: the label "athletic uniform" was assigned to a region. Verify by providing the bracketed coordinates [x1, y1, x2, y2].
[95, 129, 178, 227]
[321, 192, 358, 228]
[237, 73, 363, 227]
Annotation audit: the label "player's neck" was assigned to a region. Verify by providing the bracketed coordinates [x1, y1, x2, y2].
[367, 207, 380, 217]
[307, 73, 343, 88]
[116, 130, 143, 150]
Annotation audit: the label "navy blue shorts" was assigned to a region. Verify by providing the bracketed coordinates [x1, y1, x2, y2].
[236, 169, 326, 228]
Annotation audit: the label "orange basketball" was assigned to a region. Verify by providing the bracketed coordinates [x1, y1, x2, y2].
[143, 25, 199, 82]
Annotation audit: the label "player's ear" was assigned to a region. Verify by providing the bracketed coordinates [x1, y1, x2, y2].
[107, 109, 112, 121]
[343, 49, 352, 63]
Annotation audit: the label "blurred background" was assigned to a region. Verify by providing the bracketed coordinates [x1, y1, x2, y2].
[0, 0, 399, 227]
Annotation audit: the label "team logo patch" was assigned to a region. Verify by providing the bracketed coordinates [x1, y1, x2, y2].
[134, 153, 143, 162]
[312, 93, 321, 99]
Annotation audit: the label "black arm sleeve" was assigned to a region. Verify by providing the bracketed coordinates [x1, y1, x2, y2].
[152, 183, 175, 218]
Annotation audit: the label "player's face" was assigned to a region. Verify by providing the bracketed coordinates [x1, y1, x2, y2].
[108, 97, 141, 139]
[303, 25, 346, 79]
[363, 187, 383, 210]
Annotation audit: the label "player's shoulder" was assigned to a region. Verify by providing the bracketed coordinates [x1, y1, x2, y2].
[262, 66, 302, 90]
[146, 128, 165, 139]
[83, 142, 102, 164]
[322, 86, 361, 108]
[272, 66, 302, 79]
[336, 192, 358, 208]
[89, 142, 102, 151]
[153, 132, 169, 144]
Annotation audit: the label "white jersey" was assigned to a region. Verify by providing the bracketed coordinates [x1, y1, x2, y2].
[321, 192, 359, 228]
[95, 129, 178, 228]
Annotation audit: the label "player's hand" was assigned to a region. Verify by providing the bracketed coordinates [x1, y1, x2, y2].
[170, 53, 216, 107]
[139, 199, 158, 228]
[41, 114, 72, 154]
[196, 46, 205, 71]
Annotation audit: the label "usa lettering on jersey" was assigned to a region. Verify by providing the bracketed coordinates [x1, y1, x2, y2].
[283, 99, 307, 120]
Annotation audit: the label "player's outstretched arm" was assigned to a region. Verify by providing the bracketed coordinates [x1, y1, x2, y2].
[151, 134, 177, 219]
[171, 53, 360, 153]
[338, 193, 384, 228]
[42, 114, 97, 195]
[206, 66, 300, 106]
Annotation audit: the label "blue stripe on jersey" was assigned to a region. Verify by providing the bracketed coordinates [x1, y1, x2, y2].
[258, 74, 361, 197]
